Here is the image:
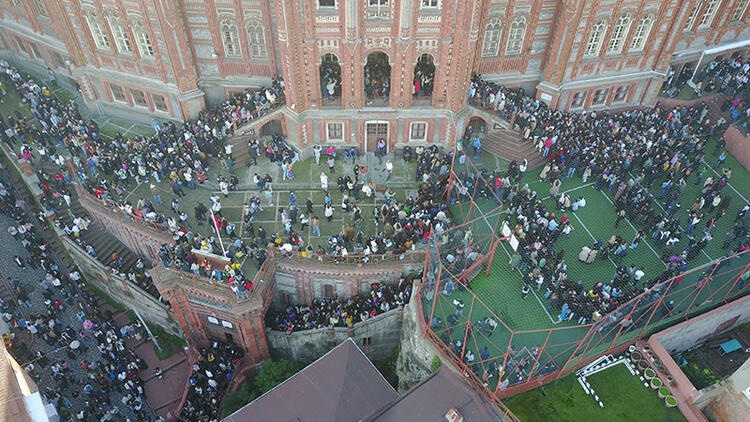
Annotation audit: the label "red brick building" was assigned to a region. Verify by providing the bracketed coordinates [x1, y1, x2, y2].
[1, 1, 749, 153]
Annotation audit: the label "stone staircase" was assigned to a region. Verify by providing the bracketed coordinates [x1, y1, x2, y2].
[48, 174, 154, 294]
[28, 151, 150, 273]
[481, 129, 546, 170]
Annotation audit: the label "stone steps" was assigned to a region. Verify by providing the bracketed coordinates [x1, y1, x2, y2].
[482, 130, 546, 170]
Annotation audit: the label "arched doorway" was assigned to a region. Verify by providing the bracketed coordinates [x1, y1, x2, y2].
[413, 54, 435, 98]
[464, 117, 487, 141]
[260, 119, 284, 137]
[320, 53, 341, 104]
[364, 52, 391, 105]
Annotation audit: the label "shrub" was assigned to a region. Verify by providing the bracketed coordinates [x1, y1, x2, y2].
[430, 355, 441, 372]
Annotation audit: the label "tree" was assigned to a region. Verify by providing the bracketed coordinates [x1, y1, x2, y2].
[252, 358, 304, 395]
[221, 358, 305, 418]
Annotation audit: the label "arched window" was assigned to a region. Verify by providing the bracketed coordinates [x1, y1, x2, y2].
[585, 21, 607, 57]
[481, 19, 502, 58]
[320, 53, 341, 100]
[684, 0, 703, 31]
[699, 0, 721, 28]
[732, 0, 749, 21]
[367, 0, 390, 18]
[630, 15, 654, 51]
[413, 54, 435, 97]
[221, 21, 241, 57]
[607, 15, 631, 54]
[108, 15, 132, 54]
[364, 52, 391, 103]
[132, 22, 154, 57]
[85, 14, 110, 49]
[247, 21, 267, 58]
[33, 0, 48, 17]
[506, 17, 527, 55]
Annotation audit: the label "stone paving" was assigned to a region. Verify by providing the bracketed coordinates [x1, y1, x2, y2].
[0, 210, 168, 421]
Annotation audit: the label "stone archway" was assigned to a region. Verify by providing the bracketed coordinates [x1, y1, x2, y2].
[260, 119, 284, 137]
[467, 116, 487, 137]
[320, 53, 341, 104]
[364, 52, 391, 104]
[413, 53, 435, 98]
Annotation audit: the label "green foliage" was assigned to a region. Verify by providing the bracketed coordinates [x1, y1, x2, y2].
[253, 358, 304, 394]
[430, 355, 441, 372]
[682, 363, 720, 389]
[221, 378, 254, 417]
[221, 358, 304, 418]
[373, 346, 400, 388]
[149, 322, 186, 360]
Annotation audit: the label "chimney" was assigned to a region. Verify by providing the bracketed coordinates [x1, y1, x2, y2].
[445, 408, 463, 422]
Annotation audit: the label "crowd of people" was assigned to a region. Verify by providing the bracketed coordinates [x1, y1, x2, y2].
[364, 53, 391, 103]
[267, 277, 414, 333]
[179, 340, 243, 422]
[0, 58, 291, 297]
[3, 43, 749, 407]
[1, 173, 156, 420]
[462, 75, 750, 332]
[693, 55, 749, 107]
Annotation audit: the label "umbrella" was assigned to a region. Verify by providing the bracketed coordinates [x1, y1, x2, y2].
[69, 340, 80, 350]
[82, 320, 94, 330]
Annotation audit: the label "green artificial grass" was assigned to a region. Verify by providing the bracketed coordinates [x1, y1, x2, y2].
[504, 364, 686, 422]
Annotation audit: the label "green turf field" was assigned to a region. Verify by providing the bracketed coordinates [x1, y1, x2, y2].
[505, 364, 686, 422]
[422, 135, 750, 384]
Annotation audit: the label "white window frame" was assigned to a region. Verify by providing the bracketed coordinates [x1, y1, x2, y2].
[571, 92, 586, 109]
[85, 14, 110, 50]
[506, 17, 527, 56]
[613, 85, 630, 103]
[318, 0, 337, 8]
[221, 320, 234, 329]
[367, 0, 390, 18]
[421, 0, 440, 9]
[607, 15, 631, 54]
[34, 0, 48, 18]
[247, 21, 267, 58]
[207, 316, 219, 325]
[130, 89, 148, 107]
[326, 122, 344, 142]
[585, 21, 607, 57]
[684, 0, 704, 31]
[132, 22, 154, 58]
[630, 15, 654, 51]
[110, 84, 127, 102]
[481, 19, 502, 58]
[731, 0, 749, 21]
[592, 88, 609, 105]
[698, 0, 721, 28]
[108, 15, 132, 55]
[152, 93, 168, 112]
[221, 21, 241, 58]
[409, 122, 427, 142]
